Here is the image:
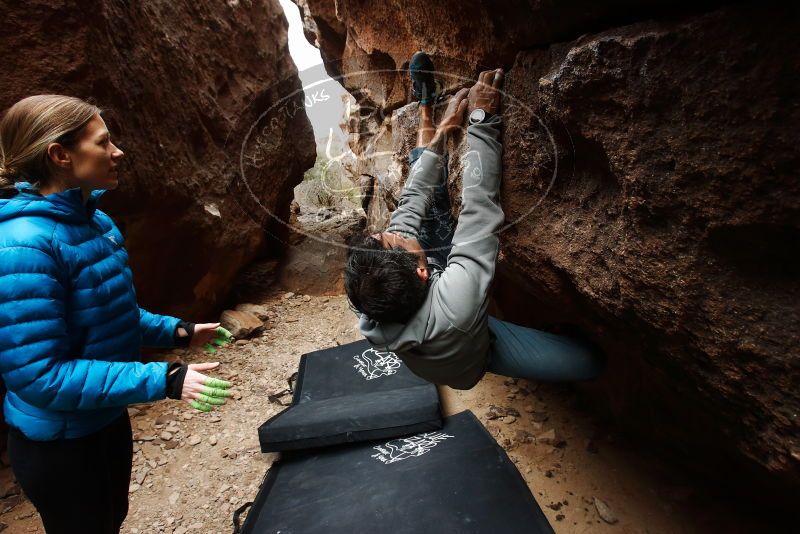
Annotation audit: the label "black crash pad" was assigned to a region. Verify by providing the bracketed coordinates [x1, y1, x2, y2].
[243, 410, 554, 534]
[258, 339, 442, 452]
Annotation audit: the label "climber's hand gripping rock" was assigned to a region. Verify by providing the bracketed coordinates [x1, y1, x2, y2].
[468, 68, 503, 114]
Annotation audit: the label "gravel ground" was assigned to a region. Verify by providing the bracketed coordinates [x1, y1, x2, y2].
[0, 290, 768, 533]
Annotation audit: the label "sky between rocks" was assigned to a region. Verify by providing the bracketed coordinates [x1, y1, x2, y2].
[279, 0, 351, 146]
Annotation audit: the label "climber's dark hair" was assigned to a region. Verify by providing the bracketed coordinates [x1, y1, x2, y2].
[345, 232, 428, 323]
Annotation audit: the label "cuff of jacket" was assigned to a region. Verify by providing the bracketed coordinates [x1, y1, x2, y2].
[148, 361, 171, 401]
[174, 320, 196, 347]
[165, 362, 188, 399]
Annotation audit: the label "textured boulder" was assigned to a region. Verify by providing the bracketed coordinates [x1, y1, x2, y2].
[296, 0, 725, 111]
[1, 0, 316, 318]
[220, 310, 264, 339]
[234, 303, 271, 321]
[497, 5, 799, 497]
[297, 0, 800, 502]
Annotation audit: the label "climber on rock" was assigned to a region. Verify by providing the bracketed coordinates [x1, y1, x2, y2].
[344, 52, 605, 389]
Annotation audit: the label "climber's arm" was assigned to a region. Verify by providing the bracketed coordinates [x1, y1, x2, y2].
[435, 114, 504, 330]
[386, 89, 470, 240]
[433, 69, 505, 330]
[385, 149, 444, 240]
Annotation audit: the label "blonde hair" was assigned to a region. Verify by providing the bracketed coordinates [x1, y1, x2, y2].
[0, 95, 101, 189]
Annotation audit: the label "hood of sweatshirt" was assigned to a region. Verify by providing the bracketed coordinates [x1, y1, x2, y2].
[356, 269, 446, 351]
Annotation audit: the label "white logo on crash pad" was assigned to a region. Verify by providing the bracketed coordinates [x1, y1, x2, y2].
[371, 432, 454, 465]
[353, 348, 402, 380]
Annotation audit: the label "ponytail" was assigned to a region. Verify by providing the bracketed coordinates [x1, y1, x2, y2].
[0, 95, 101, 189]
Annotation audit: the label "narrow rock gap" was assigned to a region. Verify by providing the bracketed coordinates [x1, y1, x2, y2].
[275, 0, 364, 296]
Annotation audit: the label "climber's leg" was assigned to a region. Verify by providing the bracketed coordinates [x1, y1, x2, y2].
[410, 106, 454, 269]
[408, 50, 453, 267]
[416, 102, 437, 147]
[408, 105, 438, 171]
[486, 316, 605, 382]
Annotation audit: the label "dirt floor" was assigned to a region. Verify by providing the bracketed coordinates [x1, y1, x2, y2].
[0, 289, 775, 534]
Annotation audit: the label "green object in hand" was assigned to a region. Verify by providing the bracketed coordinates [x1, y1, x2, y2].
[215, 326, 233, 342]
[204, 326, 234, 354]
[189, 364, 232, 412]
[197, 393, 226, 405]
[202, 386, 231, 398]
[205, 377, 231, 389]
[190, 400, 213, 412]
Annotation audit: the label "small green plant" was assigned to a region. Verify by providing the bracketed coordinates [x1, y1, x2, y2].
[302, 141, 359, 209]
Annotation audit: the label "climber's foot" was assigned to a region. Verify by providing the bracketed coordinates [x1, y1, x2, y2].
[409, 51, 439, 106]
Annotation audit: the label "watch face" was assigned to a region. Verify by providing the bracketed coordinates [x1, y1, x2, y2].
[469, 108, 486, 124]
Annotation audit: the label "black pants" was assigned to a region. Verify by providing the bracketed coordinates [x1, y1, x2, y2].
[8, 412, 133, 534]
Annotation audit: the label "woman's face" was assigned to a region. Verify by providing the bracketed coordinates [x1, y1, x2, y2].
[62, 114, 124, 191]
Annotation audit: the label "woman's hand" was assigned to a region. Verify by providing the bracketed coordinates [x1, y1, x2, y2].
[176, 322, 234, 354]
[190, 323, 222, 348]
[180, 362, 232, 412]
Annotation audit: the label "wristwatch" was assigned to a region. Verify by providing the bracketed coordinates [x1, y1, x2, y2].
[469, 108, 494, 125]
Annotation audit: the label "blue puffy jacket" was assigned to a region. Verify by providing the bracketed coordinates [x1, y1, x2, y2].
[0, 182, 181, 440]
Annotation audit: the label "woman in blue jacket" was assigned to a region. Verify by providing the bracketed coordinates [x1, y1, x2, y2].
[0, 95, 233, 534]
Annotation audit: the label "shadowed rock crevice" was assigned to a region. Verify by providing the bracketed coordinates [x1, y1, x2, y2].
[706, 223, 800, 279]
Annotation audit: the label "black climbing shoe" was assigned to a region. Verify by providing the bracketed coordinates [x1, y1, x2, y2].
[409, 51, 439, 106]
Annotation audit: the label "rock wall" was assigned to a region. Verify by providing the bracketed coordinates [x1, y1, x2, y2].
[295, 0, 800, 504]
[0, 0, 316, 319]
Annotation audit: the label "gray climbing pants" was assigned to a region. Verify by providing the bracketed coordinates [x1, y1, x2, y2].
[485, 316, 604, 381]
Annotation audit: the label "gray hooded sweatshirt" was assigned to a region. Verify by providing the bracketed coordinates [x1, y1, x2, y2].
[358, 115, 504, 389]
